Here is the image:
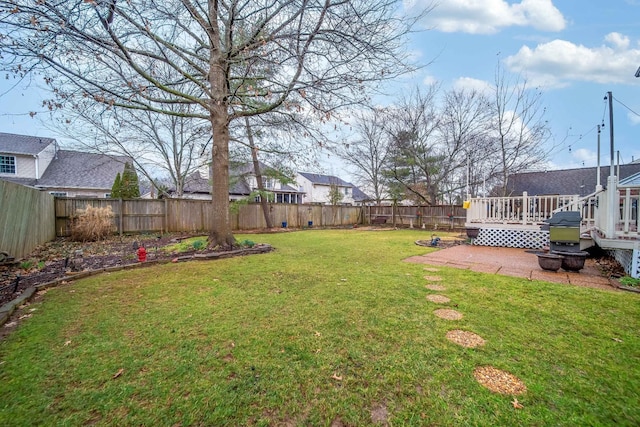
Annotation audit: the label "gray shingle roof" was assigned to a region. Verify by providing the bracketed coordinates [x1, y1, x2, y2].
[37, 150, 131, 190]
[348, 183, 372, 202]
[507, 164, 640, 196]
[299, 172, 351, 187]
[182, 171, 211, 194]
[0, 132, 56, 155]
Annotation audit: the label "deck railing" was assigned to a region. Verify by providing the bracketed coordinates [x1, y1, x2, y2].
[466, 192, 596, 229]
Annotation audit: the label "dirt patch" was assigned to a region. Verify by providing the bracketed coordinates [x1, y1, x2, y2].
[370, 402, 389, 425]
[426, 294, 450, 303]
[433, 309, 463, 320]
[423, 267, 439, 272]
[473, 366, 527, 395]
[423, 275, 442, 281]
[446, 330, 486, 348]
[426, 284, 446, 291]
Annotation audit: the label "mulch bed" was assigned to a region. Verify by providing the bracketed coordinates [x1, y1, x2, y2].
[473, 366, 527, 395]
[433, 308, 463, 320]
[0, 234, 267, 308]
[426, 294, 451, 303]
[446, 330, 486, 348]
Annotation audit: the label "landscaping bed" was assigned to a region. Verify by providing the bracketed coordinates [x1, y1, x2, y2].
[0, 233, 266, 308]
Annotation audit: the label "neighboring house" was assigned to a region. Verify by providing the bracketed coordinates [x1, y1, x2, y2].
[506, 164, 640, 197]
[296, 172, 371, 205]
[0, 132, 133, 198]
[165, 162, 305, 203]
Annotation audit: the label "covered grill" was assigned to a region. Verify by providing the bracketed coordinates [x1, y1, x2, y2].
[543, 211, 582, 253]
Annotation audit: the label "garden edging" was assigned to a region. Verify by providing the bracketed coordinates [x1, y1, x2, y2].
[0, 244, 273, 328]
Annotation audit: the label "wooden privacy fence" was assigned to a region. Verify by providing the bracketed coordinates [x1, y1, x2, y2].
[0, 180, 56, 258]
[54, 198, 364, 237]
[366, 204, 466, 229]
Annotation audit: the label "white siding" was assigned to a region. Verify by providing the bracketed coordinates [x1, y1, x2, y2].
[36, 143, 57, 179]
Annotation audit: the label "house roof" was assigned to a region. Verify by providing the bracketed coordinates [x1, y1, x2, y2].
[36, 150, 131, 190]
[619, 171, 640, 187]
[349, 184, 372, 202]
[298, 172, 351, 187]
[0, 132, 56, 155]
[182, 170, 211, 194]
[507, 164, 640, 196]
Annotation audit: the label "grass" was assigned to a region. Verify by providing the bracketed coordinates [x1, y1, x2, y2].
[0, 229, 639, 426]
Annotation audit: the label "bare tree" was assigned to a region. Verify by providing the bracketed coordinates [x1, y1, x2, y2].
[337, 107, 390, 204]
[384, 86, 447, 205]
[54, 102, 210, 197]
[438, 88, 493, 200]
[491, 64, 550, 196]
[1, 0, 419, 247]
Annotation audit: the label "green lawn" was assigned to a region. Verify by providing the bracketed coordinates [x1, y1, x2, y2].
[1, 229, 639, 426]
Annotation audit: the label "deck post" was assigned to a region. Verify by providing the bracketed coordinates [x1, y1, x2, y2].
[522, 192, 528, 225]
[606, 175, 618, 238]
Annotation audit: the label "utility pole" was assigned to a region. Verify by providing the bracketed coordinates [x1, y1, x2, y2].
[606, 91, 617, 238]
[596, 124, 601, 189]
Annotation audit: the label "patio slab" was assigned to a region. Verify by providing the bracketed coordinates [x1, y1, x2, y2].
[405, 245, 619, 291]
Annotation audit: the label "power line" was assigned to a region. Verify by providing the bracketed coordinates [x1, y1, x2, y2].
[613, 95, 640, 118]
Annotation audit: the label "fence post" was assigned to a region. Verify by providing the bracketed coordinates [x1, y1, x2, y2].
[119, 198, 123, 236]
[164, 198, 168, 234]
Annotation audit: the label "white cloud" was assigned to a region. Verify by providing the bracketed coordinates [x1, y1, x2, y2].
[504, 33, 640, 87]
[422, 74, 438, 86]
[452, 77, 493, 94]
[406, 0, 566, 34]
[605, 32, 631, 50]
[629, 111, 640, 125]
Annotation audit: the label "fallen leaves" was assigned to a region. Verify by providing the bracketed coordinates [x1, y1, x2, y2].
[331, 373, 343, 381]
[512, 398, 524, 409]
[112, 368, 124, 379]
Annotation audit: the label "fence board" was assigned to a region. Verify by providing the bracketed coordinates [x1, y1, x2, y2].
[53, 198, 463, 237]
[0, 180, 55, 259]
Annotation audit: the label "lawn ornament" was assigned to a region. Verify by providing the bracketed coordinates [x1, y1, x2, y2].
[137, 246, 147, 262]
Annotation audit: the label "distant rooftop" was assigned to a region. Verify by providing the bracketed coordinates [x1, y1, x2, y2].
[0, 132, 56, 155]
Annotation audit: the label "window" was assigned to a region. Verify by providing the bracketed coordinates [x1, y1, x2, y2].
[49, 192, 68, 197]
[344, 187, 350, 195]
[0, 155, 16, 174]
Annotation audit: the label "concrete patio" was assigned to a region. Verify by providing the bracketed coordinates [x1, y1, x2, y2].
[405, 245, 619, 291]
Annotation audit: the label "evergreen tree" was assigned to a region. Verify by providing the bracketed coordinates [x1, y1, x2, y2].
[111, 172, 122, 198]
[120, 162, 140, 198]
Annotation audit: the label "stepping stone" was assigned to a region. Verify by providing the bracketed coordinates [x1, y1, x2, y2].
[473, 366, 527, 395]
[425, 284, 446, 291]
[433, 308, 463, 320]
[426, 294, 450, 303]
[424, 275, 442, 281]
[423, 267, 439, 272]
[445, 330, 485, 348]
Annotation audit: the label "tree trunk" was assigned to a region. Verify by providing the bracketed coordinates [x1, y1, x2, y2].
[246, 117, 274, 228]
[207, 0, 235, 248]
[208, 108, 236, 248]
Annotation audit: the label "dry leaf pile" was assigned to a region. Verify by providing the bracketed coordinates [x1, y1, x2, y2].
[426, 294, 450, 303]
[433, 309, 463, 320]
[473, 366, 527, 395]
[445, 330, 486, 348]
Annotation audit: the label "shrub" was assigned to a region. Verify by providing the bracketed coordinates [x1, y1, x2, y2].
[70, 205, 115, 242]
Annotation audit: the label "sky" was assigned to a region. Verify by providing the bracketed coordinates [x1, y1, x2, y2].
[397, 0, 640, 171]
[1, 1, 639, 177]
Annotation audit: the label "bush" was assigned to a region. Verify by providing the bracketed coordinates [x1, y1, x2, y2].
[70, 205, 115, 242]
